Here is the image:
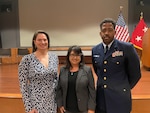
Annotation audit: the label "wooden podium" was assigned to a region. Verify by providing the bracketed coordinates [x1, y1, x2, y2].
[142, 28, 150, 68]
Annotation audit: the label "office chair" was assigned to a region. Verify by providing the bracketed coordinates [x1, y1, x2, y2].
[0, 48, 11, 64]
[17, 48, 29, 64]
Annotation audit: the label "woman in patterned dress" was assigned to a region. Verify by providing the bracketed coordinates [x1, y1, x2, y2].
[18, 30, 59, 113]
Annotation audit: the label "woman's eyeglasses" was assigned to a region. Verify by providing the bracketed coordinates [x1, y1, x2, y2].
[69, 54, 82, 58]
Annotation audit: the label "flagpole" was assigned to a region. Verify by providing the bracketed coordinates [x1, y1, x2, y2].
[140, 12, 143, 20]
[120, 6, 123, 13]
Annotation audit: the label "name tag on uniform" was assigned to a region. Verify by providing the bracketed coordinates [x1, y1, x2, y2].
[93, 55, 100, 57]
[112, 51, 123, 57]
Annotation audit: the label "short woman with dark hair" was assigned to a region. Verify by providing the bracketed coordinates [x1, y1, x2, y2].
[57, 45, 96, 113]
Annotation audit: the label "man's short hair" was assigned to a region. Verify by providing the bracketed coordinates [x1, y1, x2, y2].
[100, 18, 116, 29]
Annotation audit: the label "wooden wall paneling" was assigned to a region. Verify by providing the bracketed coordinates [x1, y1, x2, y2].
[1, 64, 150, 113]
[131, 99, 150, 113]
[142, 28, 150, 68]
[0, 97, 25, 113]
[11, 48, 18, 64]
[0, 97, 150, 113]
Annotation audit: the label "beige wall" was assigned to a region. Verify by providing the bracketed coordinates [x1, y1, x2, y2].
[18, 0, 128, 47]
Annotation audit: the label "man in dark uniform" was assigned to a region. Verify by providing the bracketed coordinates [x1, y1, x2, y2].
[92, 18, 141, 113]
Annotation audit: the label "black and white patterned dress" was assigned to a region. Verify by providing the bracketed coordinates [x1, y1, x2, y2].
[18, 52, 58, 113]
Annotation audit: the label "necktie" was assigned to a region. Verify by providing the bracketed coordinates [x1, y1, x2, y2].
[105, 45, 108, 54]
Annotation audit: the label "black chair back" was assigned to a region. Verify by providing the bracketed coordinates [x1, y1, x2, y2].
[0, 48, 11, 57]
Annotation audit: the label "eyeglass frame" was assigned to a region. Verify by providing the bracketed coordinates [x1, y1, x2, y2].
[69, 53, 82, 57]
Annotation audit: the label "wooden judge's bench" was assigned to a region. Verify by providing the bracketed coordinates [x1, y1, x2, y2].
[1, 40, 149, 65]
[142, 28, 150, 69]
[0, 47, 92, 64]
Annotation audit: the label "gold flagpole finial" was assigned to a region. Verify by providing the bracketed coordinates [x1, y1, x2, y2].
[120, 6, 123, 11]
[140, 12, 143, 20]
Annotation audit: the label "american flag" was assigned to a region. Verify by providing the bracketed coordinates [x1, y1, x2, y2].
[115, 12, 130, 42]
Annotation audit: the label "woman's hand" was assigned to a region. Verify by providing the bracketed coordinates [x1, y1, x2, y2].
[28, 109, 38, 113]
[88, 109, 95, 113]
[59, 106, 66, 113]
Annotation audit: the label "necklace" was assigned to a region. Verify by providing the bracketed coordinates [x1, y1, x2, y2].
[71, 72, 74, 76]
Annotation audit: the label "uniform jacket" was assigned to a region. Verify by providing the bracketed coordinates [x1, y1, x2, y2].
[56, 65, 96, 112]
[92, 39, 141, 113]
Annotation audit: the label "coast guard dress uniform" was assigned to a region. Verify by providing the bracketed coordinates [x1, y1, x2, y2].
[92, 39, 141, 113]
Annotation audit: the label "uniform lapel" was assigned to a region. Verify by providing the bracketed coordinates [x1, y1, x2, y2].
[104, 40, 118, 59]
[97, 44, 105, 63]
[64, 69, 69, 92]
[76, 67, 83, 90]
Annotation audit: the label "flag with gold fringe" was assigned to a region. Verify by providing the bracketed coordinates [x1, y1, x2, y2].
[130, 12, 148, 50]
